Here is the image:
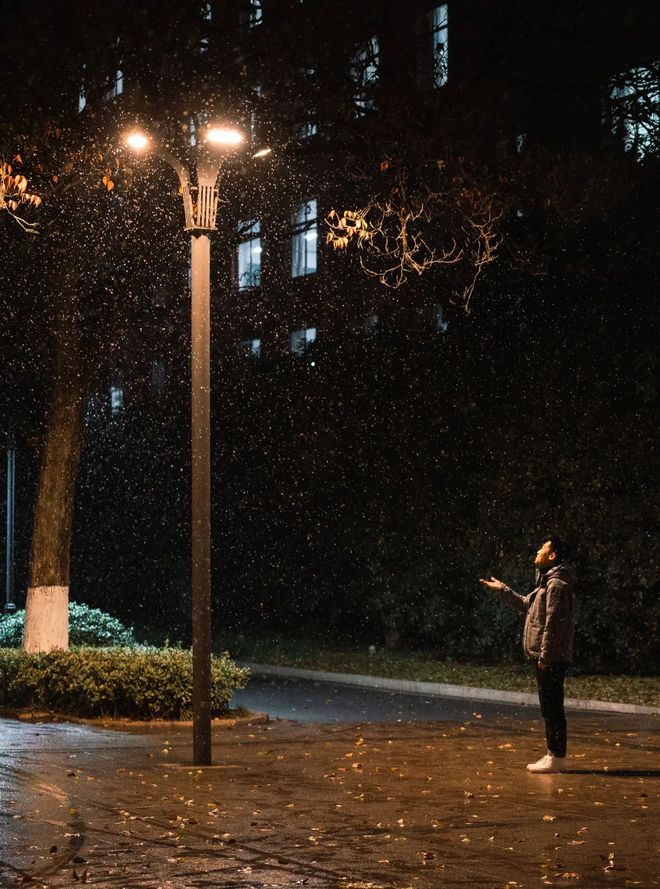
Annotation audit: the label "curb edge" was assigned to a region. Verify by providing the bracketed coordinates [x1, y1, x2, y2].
[240, 662, 660, 716]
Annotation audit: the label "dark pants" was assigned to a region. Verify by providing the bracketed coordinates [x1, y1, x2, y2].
[535, 661, 568, 757]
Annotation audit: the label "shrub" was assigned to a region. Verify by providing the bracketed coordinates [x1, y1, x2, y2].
[0, 647, 249, 719]
[0, 602, 137, 648]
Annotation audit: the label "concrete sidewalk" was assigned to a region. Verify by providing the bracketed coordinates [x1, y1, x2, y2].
[0, 706, 658, 888]
[242, 662, 660, 716]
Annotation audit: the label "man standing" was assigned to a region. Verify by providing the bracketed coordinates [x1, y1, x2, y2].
[480, 536, 576, 773]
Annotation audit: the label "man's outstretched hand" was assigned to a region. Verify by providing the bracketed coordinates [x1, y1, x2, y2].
[479, 576, 506, 592]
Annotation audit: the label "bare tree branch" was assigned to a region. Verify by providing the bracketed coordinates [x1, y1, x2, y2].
[326, 168, 502, 307]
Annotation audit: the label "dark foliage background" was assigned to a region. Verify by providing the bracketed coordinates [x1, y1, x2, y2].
[4, 193, 658, 673]
[1, 0, 658, 675]
[62, 253, 659, 674]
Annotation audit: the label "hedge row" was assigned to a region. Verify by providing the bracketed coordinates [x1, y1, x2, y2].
[0, 647, 249, 719]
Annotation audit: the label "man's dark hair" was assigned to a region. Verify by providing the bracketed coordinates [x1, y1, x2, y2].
[546, 533, 570, 563]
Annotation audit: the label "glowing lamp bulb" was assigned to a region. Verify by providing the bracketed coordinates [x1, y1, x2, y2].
[206, 127, 244, 146]
[126, 132, 149, 150]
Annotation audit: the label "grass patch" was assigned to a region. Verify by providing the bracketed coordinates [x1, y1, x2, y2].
[219, 635, 659, 708]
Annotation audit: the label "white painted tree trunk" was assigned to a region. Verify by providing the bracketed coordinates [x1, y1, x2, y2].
[24, 268, 85, 657]
[23, 585, 69, 652]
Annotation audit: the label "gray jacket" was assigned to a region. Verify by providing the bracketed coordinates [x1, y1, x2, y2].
[498, 563, 576, 662]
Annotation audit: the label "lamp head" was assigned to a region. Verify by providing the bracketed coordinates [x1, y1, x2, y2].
[126, 131, 150, 151]
[205, 126, 244, 147]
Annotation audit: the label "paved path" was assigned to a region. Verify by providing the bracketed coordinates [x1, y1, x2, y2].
[0, 704, 658, 888]
[231, 672, 658, 723]
[231, 674, 538, 723]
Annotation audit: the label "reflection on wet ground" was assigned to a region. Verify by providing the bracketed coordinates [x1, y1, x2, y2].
[0, 699, 657, 888]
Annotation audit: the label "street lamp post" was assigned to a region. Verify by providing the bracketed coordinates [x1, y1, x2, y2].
[127, 126, 246, 765]
[5, 432, 17, 615]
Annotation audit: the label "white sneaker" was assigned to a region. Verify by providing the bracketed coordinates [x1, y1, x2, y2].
[526, 753, 566, 773]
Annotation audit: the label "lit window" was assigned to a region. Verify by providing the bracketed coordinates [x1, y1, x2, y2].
[78, 64, 87, 112]
[610, 67, 660, 159]
[290, 327, 317, 357]
[237, 220, 262, 291]
[291, 199, 317, 278]
[241, 0, 262, 28]
[351, 37, 379, 112]
[77, 62, 88, 112]
[238, 338, 261, 358]
[110, 385, 124, 416]
[103, 69, 124, 103]
[434, 304, 448, 332]
[417, 5, 448, 89]
[299, 120, 318, 139]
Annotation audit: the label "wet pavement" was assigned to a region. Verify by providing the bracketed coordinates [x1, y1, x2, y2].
[0, 703, 658, 888]
[231, 675, 533, 723]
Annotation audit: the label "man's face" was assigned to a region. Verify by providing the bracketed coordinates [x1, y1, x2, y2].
[534, 540, 556, 569]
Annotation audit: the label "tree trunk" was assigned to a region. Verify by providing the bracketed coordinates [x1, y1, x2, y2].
[23, 272, 86, 653]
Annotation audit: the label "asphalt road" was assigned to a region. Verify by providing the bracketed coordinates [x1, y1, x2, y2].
[231, 674, 531, 723]
[230, 674, 655, 730]
[231, 676, 658, 733]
